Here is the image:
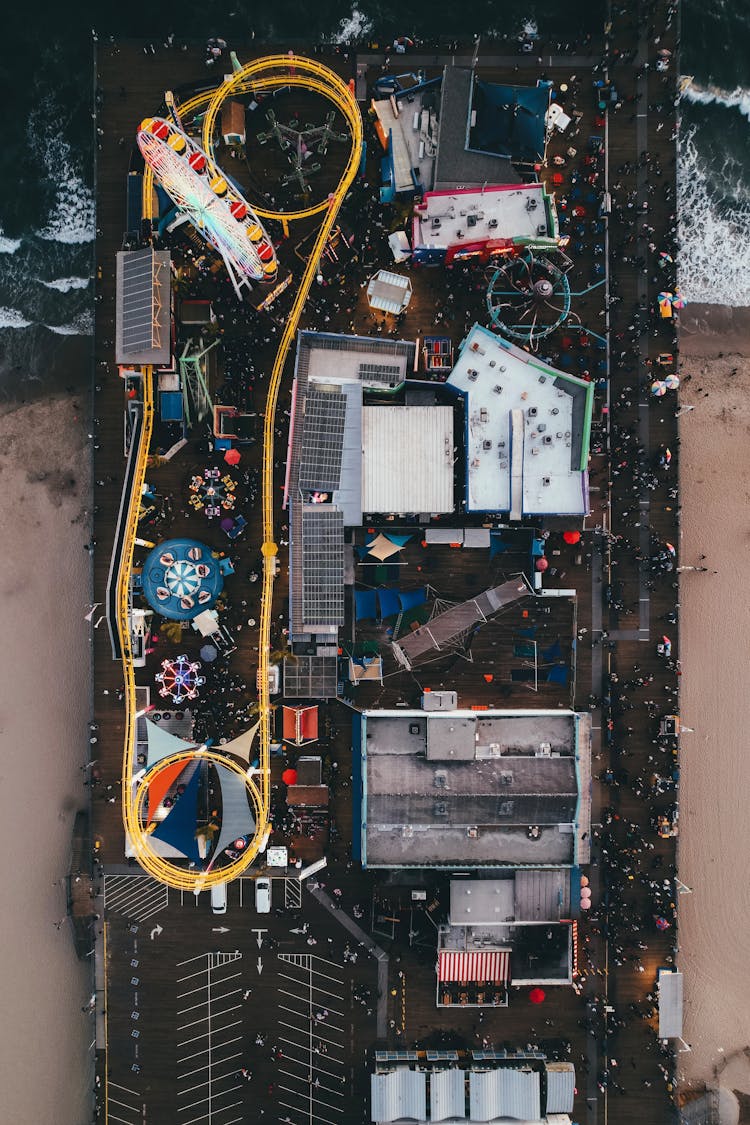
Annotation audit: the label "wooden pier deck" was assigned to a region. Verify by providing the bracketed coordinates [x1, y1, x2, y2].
[89, 5, 683, 1121]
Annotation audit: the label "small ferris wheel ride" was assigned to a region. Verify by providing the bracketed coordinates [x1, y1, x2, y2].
[485, 247, 578, 351]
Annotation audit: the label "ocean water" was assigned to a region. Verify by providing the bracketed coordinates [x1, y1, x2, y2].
[0, 0, 744, 398]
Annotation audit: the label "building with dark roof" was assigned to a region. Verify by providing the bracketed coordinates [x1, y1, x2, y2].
[358, 709, 591, 869]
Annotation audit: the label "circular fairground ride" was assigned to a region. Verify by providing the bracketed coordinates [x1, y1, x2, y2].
[486, 248, 577, 351]
[137, 118, 278, 298]
[155, 654, 205, 705]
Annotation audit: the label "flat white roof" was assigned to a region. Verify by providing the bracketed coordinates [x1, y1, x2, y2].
[447, 325, 592, 517]
[362, 406, 454, 515]
[413, 184, 555, 250]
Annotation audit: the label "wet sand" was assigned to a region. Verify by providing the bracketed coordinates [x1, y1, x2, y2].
[0, 394, 93, 1121]
[677, 309, 750, 1095]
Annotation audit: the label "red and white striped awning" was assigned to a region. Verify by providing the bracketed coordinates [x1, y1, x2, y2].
[438, 949, 510, 984]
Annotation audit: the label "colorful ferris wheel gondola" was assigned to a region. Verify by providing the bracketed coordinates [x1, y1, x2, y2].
[137, 116, 278, 294]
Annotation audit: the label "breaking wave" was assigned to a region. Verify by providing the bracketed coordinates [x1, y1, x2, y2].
[0, 228, 21, 254]
[0, 307, 33, 329]
[680, 77, 750, 122]
[39, 276, 91, 293]
[677, 125, 750, 305]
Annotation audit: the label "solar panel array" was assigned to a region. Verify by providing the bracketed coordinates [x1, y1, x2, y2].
[283, 655, 339, 699]
[298, 388, 348, 491]
[301, 507, 345, 625]
[121, 248, 159, 355]
[358, 362, 403, 385]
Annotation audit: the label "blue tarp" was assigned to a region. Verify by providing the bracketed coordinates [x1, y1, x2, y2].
[398, 588, 427, 612]
[471, 80, 549, 163]
[377, 587, 401, 619]
[547, 665, 569, 685]
[355, 588, 378, 621]
[150, 763, 202, 862]
[490, 533, 509, 557]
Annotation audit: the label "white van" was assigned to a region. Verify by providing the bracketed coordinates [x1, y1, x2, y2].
[210, 882, 227, 915]
[255, 877, 271, 914]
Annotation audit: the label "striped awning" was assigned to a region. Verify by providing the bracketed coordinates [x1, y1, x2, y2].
[438, 949, 510, 983]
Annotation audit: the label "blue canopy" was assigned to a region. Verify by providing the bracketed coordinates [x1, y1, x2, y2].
[398, 588, 427, 612]
[355, 588, 378, 621]
[387, 533, 412, 547]
[150, 762, 202, 862]
[490, 533, 509, 558]
[547, 665, 569, 685]
[542, 640, 563, 662]
[377, 587, 401, 619]
[471, 80, 549, 163]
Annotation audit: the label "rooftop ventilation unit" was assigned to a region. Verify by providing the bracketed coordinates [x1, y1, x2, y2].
[542, 476, 551, 486]
[501, 772, 514, 785]
[434, 772, 447, 788]
[493, 385, 503, 394]
[543, 435, 553, 445]
[409, 723, 421, 736]
[528, 406, 538, 417]
[467, 368, 479, 381]
[466, 826, 479, 838]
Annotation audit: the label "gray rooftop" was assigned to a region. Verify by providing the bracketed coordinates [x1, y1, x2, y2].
[434, 67, 520, 192]
[361, 709, 588, 868]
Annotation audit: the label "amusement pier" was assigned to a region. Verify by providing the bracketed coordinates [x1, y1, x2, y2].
[81, 5, 690, 1123]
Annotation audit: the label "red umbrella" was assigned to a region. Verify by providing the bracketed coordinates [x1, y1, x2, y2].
[563, 530, 581, 545]
[535, 557, 549, 572]
[224, 448, 241, 466]
[281, 768, 298, 786]
[529, 988, 546, 1004]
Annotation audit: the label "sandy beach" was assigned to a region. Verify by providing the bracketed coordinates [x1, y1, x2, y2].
[0, 393, 93, 1122]
[677, 308, 750, 1099]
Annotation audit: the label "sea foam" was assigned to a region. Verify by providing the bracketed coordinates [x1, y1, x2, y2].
[0, 228, 21, 254]
[0, 307, 32, 329]
[331, 8, 373, 44]
[39, 276, 91, 293]
[43, 309, 94, 336]
[677, 125, 750, 305]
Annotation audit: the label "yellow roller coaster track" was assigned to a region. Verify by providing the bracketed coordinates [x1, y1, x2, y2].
[121, 56, 362, 890]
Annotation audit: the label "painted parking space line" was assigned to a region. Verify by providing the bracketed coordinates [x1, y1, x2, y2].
[175, 951, 245, 1123]
[104, 874, 169, 923]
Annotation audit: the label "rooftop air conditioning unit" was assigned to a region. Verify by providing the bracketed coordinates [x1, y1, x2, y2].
[500, 772, 513, 785]
[537, 223, 548, 235]
[468, 369, 479, 381]
[526, 197, 538, 210]
[537, 742, 552, 756]
[489, 742, 501, 755]
[434, 802, 448, 816]
[538, 375, 546, 383]
[531, 448, 540, 456]
[466, 826, 479, 838]
[488, 218, 498, 229]
[402, 826, 414, 838]
[409, 723, 421, 736]
[537, 423, 546, 432]
[489, 359, 496, 367]
[434, 772, 447, 788]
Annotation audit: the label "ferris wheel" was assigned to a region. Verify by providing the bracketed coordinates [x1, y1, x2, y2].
[138, 119, 277, 297]
[486, 248, 577, 351]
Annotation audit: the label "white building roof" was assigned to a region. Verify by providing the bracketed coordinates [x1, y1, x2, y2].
[371, 1069, 427, 1122]
[545, 1063, 576, 1115]
[430, 1068, 466, 1121]
[469, 1068, 541, 1121]
[367, 270, 413, 314]
[658, 969, 683, 1039]
[413, 184, 556, 251]
[362, 406, 454, 515]
[447, 325, 592, 517]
